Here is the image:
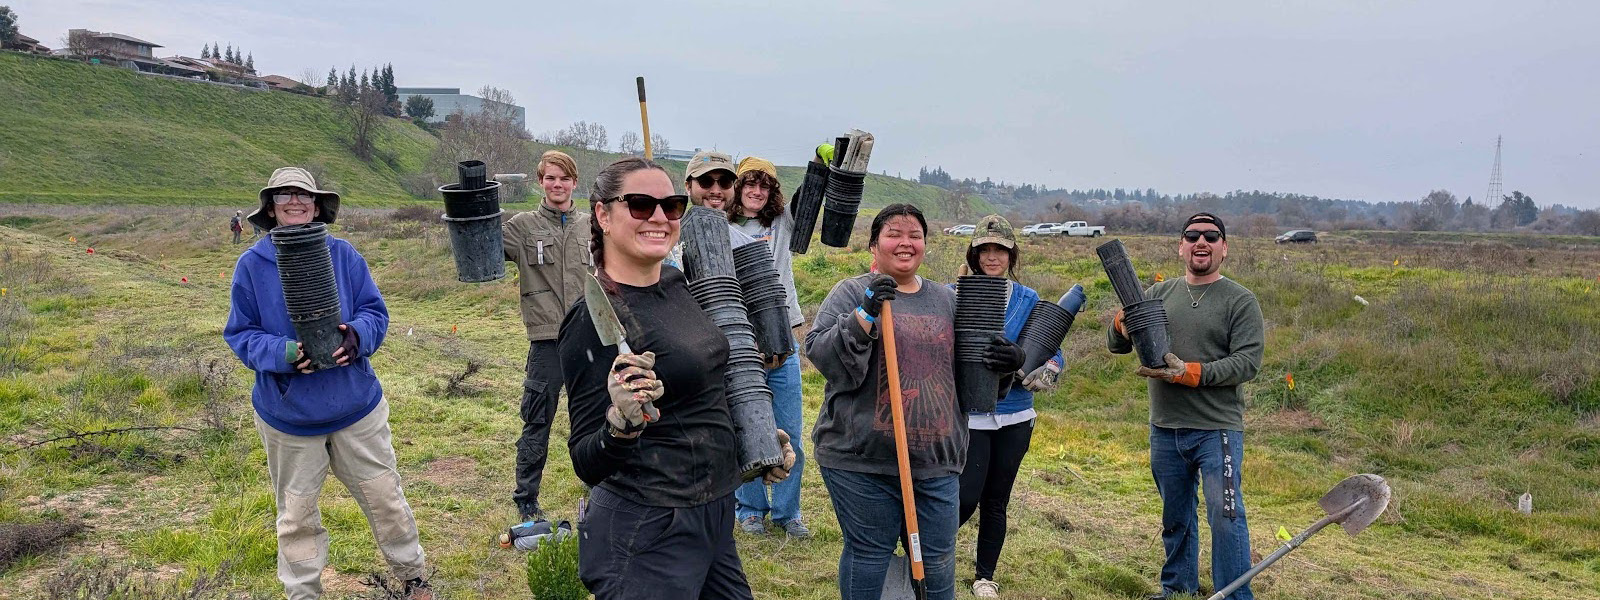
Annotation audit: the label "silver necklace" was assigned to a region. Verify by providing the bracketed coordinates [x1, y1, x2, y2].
[1186, 282, 1212, 308]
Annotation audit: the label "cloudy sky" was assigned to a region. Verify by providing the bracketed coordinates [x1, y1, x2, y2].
[14, 1, 1599, 208]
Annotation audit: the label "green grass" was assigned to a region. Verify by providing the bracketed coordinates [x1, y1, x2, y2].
[2, 208, 1597, 598]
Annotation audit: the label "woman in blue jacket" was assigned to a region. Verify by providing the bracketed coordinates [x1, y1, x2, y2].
[957, 215, 1063, 599]
[224, 167, 432, 600]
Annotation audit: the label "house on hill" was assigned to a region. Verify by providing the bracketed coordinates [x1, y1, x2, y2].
[258, 74, 310, 93]
[396, 87, 526, 130]
[2, 32, 51, 54]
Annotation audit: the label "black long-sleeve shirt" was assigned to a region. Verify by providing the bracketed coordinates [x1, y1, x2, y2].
[560, 267, 742, 507]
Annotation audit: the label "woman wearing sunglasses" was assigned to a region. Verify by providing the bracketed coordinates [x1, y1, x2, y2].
[806, 204, 1026, 600]
[561, 158, 794, 600]
[723, 156, 812, 539]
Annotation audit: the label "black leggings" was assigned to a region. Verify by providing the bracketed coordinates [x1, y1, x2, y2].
[958, 419, 1034, 580]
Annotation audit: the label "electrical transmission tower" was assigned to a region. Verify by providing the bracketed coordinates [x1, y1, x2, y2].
[1485, 135, 1503, 206]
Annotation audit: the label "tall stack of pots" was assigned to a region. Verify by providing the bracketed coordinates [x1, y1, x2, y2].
[953, 275, 1010, 412]
[731, 241, 795, 358]
[819, 164, 866, 248]
[1095, 239, 1171, 369]
[680, 206, 784, 481]
[273, 222, 343, 370]
[788, 161, 829, 254]
[439, 160, 506, 283]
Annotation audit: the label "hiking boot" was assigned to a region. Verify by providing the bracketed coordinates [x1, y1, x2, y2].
[739, 515, 767, 535]
[779, 519, 813, 539]
[973, 578, 1000, 598]
[403, 578, 433, 600]
[517, 501, 543, 522]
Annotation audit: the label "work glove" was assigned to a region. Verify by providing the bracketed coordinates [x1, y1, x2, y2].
[605, 351, 663, 433]
[1136, 352, 1203, 387]
[982, 335, 1027, 373]
[763, 430, 799, 484]
[860, 275, 898, 319]
[331, 324, 359, 367]
[291, 342, 316, 374]
[1022, 362, 1061, 392]
[1112, 308, 1126, 337]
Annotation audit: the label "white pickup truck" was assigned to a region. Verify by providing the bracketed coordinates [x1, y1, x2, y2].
[1058, 221, 1106, 237]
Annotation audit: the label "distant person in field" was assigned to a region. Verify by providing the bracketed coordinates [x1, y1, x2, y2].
[1107, 212, 1264, 600]
[724, 156, 812, 539]
[806, 204, 1025, 600]
[954, 215, 1063, 599]
[224, 167, 432, 600]
[231, 210, 244, 243]
[561, 157, 794, 599]
[498, 150, 590, 524]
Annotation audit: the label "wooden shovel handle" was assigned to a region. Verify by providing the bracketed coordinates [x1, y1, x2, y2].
[880, 302, 926, 582]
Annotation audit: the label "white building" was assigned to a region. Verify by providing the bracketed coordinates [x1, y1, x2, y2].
[396, 87, 526, 130]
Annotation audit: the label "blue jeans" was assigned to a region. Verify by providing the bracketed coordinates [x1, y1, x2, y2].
[820, 467, 959, 600]
[735, 352, 805, 524]
[1149, 425, 1254, 600]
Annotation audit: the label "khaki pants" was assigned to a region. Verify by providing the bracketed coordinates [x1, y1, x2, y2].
[255, 399, 426, 599]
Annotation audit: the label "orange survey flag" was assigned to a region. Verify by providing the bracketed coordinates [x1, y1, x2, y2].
[1286, 372, 1295, 391]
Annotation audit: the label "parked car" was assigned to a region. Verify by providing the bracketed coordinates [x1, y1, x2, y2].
[1276, 230, 1318, 244]
[946, 224, 975, 235]
[1060, 220, 1106, 237]
[1021, 223, 1061, 236]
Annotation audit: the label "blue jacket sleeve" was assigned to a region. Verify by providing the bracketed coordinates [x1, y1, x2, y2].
[338, 241, 388, 359]
[223, 261, 295, 374]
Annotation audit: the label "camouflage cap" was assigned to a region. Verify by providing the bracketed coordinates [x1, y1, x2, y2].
[970, 214, 1016, 249]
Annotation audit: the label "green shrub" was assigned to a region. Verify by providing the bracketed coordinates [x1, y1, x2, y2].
[525, 534, 585, 600]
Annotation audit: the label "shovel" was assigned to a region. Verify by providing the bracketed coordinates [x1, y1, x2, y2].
[1207, 474, 1391, 600]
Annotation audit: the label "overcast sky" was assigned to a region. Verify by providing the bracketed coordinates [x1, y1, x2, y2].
[14, 1, 1599, 208]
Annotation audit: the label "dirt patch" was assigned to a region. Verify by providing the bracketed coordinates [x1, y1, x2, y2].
[418, 456, 480, 490]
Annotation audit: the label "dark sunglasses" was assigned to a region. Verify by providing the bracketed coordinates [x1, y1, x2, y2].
[693, 173, 735, 189]
[605, 193, 689, 221]
[1182, 229, 1223, 243]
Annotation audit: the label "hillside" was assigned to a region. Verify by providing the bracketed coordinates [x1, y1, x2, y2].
[0, 52, 984, 217]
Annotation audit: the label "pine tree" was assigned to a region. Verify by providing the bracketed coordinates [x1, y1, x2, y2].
[201, 45, 210, 59]
[326, 67, 337, 93]
[245, 53, 254, 73]
[359, 70, 369, 91]
[224, 44, 233, 63]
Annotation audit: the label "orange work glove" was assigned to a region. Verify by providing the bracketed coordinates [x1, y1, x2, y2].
[1136, 353, 1203, 387]
[1113, 309, 1126, 337]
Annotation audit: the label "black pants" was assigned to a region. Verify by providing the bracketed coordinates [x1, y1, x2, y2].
[579, 487, 753, 600]
[958, 419, 1034, 580]
[515, 340, 563, 510]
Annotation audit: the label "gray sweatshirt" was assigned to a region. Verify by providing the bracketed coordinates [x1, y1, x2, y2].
[806, 274, 966, 479]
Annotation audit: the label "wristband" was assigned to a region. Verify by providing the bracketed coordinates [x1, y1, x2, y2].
[856, 306, 877, 324]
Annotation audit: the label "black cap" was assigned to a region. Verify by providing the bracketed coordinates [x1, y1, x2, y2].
[1184, 212, 1226, 239]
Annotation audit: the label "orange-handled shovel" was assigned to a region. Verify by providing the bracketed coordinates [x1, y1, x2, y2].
[880, 301, 927, 600]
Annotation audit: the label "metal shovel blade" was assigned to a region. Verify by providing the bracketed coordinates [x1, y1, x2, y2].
[1318, 473, 1391, 536]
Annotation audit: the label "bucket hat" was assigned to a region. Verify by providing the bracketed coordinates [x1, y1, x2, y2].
[248, 167, 340, 230]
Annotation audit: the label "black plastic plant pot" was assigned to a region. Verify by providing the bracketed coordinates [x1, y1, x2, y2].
[681, 207, 736, 280]
[1018, 302, 1076, 373]
[273, 223, 341, 353]
[1095, 239, 1147, 307]
[789, 161, 829, 255]
[955, 360, 1000, 413]
[457, 160, 487, 192]
[729, 395, 784, 482]
[825, 165, 867, 206]
[748, 306, 795, 358]
[440, 179, 502, 219]
[818, 205, 859, 248]
[1121, 299, 1172, 369]
[442, 212, 507, 283]
[291, 311, 344, 371]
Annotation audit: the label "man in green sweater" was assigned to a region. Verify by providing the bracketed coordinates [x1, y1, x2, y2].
[1108, 213, 1264, 600]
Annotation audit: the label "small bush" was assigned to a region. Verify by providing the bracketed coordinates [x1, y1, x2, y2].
[525, 534, 585, 600]
[0, 519, 86, 568]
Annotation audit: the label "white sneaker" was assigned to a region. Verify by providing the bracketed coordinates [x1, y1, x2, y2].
[972, 578, 1000, 598]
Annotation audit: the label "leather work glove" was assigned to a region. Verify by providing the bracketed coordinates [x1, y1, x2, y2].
[764, 430, 798, 484]
[606, 351, 663, 433]
[982, 335, 1027, 373]
[860, 275, 898, 319]
[331, 324, 359, 367]
[1112, 308, 1126, 337]
[1136, 352, 1203, 387]
[291, 342, 316, 374]
[1022, 362, 1062, 392]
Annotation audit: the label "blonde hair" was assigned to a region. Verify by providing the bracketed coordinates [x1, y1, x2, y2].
[537, 150, 579, 179]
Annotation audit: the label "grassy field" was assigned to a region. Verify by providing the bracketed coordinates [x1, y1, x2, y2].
[0, 52, 981, 217]
[1, 203, 1596, 599]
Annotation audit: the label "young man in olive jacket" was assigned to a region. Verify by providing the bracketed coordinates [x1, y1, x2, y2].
[502, 150, 591, 521]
